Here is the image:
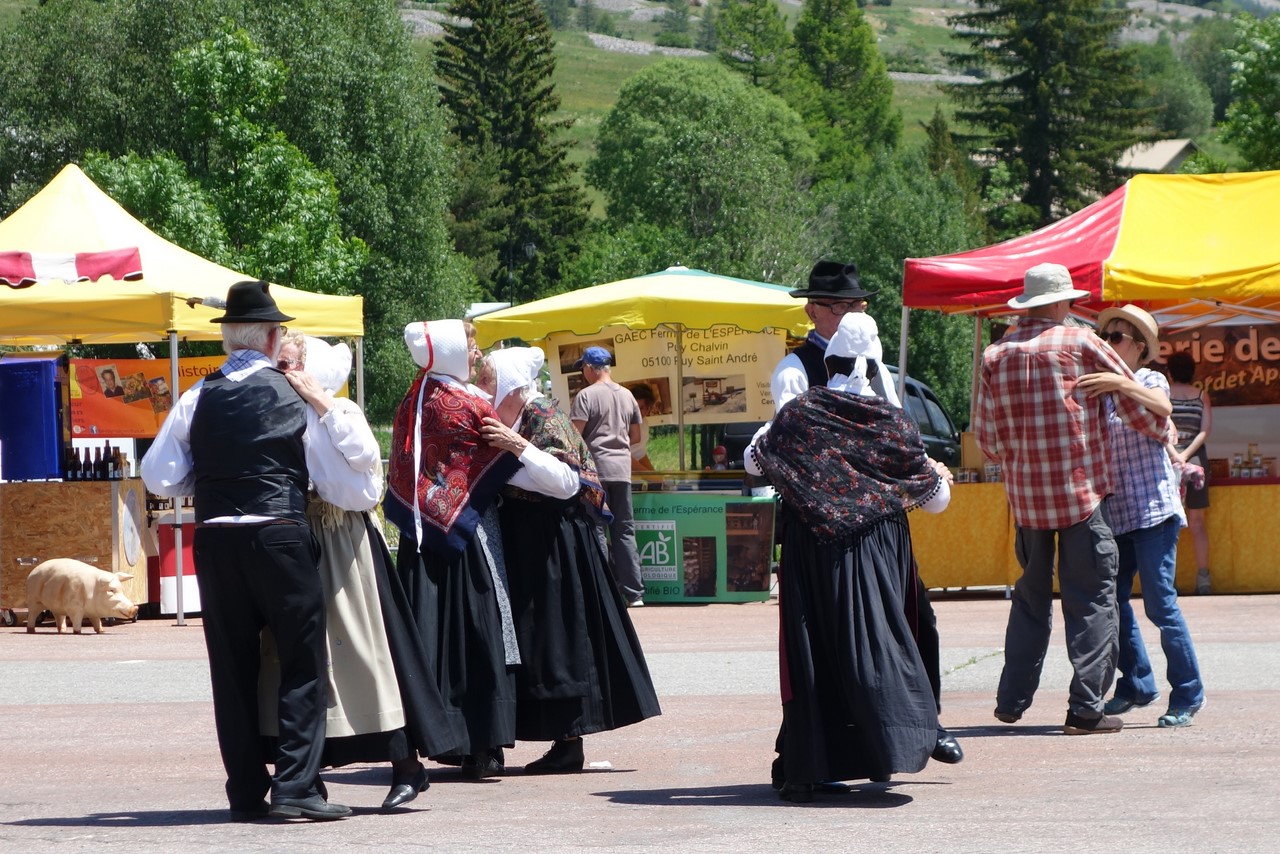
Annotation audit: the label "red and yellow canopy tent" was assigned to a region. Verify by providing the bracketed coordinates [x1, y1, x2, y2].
[900, 169, 1280, 594]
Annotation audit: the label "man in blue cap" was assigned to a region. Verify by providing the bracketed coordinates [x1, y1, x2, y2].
[570, 346, 646, 606]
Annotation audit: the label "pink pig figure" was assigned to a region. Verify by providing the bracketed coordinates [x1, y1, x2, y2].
[25, 559, 139, 634]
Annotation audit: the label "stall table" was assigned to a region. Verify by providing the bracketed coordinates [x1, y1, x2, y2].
[631, 477, 775, 603]
[911, 481, 1280, 594]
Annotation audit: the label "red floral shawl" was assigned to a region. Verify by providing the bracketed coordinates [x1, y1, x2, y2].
[384, 372, 520, 557]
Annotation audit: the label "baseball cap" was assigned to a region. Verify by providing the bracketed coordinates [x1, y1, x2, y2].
[572, 346, 613, 371]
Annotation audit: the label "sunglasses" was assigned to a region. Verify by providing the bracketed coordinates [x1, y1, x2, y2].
[1098, 330, 1133, 345]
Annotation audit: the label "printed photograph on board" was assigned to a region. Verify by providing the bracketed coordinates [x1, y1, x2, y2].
[557, 338, 615, 374]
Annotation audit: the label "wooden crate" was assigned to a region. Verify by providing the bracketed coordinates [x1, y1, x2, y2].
[1, 478, 151, 613]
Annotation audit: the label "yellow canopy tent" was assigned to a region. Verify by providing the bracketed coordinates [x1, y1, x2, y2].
[473, 266, 809, 469]
[0, 164, 364, 346]
[471, 266, 810, 349]
[0, 164, 366, 622]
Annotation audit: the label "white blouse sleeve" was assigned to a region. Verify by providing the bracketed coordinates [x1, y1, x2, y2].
[140, 382, 201, 497]
[918, 475, 951, 514]
[743, 421, 773, 477]
[508, 444, 580, 500]
[306, 397, 382, 511]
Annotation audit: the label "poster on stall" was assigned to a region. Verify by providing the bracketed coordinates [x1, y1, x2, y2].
[1160, 322, 1280, 407]
[69, 357, 223, 439]
[633, 492, 775, 603]
[542, 324, 785, 425]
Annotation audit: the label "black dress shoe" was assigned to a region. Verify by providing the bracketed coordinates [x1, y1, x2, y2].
[931, 729, 964, 764]
[382, 765, 430, 811]
[228, 801, 270, 822]
[524, 738, 585, 775]
[778, 782, 813, 803]
[269, 794, 352, 821]
[461, 748, 505, 780]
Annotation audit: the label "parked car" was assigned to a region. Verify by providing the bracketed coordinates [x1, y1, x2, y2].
[720, 366, 961, 468]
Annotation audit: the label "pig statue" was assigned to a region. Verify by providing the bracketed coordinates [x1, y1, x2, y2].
[25, 559, 139, 634]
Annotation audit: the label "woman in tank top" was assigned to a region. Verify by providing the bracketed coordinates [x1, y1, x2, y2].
[1167, 351, 1213, 594]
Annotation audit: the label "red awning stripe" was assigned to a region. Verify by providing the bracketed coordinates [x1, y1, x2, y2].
[0, 247, 143, 287]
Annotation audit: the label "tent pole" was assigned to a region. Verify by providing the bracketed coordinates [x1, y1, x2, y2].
[971, 314, 983, 429]
[355, 337, 365, 410]
[675, 324, 686, 471]
[168, 330, 186, 627]
[897, 305, 910, 400]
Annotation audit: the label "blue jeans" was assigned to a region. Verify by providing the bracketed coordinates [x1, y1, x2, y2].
[1114, 515, 1204, 710]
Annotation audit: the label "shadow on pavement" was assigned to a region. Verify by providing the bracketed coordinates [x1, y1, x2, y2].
[594, 783, 915, 809]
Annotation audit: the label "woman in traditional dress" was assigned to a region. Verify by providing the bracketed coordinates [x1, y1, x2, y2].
[261, 332, 460, 810]
[746, 312, 952, 802]
[383, 320, 522, 779]
[475, 348, 661, 773]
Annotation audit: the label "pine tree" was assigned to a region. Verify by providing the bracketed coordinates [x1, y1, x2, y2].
[656, 1, 693, 49]
[945, 0, 1154, 228]
[790, 0, 899, 180]
[716, 0, 790, 89]
[437, 0, 589, 303]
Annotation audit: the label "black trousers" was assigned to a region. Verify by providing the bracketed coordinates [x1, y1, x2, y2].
[193, 524, 327, 809]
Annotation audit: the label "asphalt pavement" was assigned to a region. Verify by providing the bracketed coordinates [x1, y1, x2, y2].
[2, 592, 1277, 853]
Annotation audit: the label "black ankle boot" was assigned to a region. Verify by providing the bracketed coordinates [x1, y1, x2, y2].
[524, 738, 585, 774]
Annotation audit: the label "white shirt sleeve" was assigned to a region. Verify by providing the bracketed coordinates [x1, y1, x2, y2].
[306, 397, 382, 511]
[140, 381, 202, 497]
[770, 352, 809, 412]
[508, 443, 580, 499]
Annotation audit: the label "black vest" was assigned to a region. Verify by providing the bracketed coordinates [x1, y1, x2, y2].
[792, 339, 828, 391]
[190, 367, 309, 522]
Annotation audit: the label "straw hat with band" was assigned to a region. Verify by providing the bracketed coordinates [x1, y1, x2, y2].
[1097, 304, 1160, 365]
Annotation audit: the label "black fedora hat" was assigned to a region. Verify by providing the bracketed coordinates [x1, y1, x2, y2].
[210, 280, 294, 324]
[788, 260, 874, 300]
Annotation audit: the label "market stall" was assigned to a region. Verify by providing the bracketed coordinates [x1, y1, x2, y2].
[0, 164, 364, 622]
[473, 266, 809, 602]
[901, 170, 1280, 593]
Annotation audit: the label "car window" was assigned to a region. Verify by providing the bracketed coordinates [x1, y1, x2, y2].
[903, 386, 937, 437]
[921, 389, 955, 438]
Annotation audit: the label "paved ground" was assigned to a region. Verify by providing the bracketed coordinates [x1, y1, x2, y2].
[2, 593, 1278, 853]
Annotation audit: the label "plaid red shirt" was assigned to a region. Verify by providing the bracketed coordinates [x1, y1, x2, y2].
[973, 317, 1167, 530]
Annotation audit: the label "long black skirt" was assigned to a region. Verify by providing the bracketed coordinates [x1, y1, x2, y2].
[502, 497, 661, 741]
[778, 508, 937, 785]
[396, 530, 517, 757]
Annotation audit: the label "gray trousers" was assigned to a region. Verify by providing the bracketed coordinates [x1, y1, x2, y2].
[602, 480, 645, 603]
[996, 504, 1120, 719]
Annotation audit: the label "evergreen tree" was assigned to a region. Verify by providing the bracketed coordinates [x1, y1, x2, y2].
[790, 0, 900, 181]
[695, 2, 718, 53]
[437, 0, 589, 303]
[540, 0, 573, 29]
[716, 0, 790, 89]
[656, 0, 693, 49]
[945, 0, 1153, 229]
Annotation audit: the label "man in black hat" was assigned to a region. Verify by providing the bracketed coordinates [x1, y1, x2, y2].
[770, 261, 896, 408]
[766, 260, 963, 775]
[141, 280, 350, 821]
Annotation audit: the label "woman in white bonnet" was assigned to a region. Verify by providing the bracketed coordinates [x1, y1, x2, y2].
[265, 332, 455, 811]
[384, 319, 522, 780]
[745, 312, 952, 802]
[475, 347, 661, 773]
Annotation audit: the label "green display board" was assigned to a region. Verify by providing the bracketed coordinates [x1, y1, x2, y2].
[633, 492, 776, 603]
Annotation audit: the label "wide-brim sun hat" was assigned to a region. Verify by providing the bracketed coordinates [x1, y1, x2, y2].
[1007, 263, 1091, 309]
[1097, 304, 1161, 365]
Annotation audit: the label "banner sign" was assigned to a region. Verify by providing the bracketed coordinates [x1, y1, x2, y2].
[633, 492, 775, 603]
[69, 357, 223, 439]
[543, 324, 784, 425]
[1159, 323, 1280, 407]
